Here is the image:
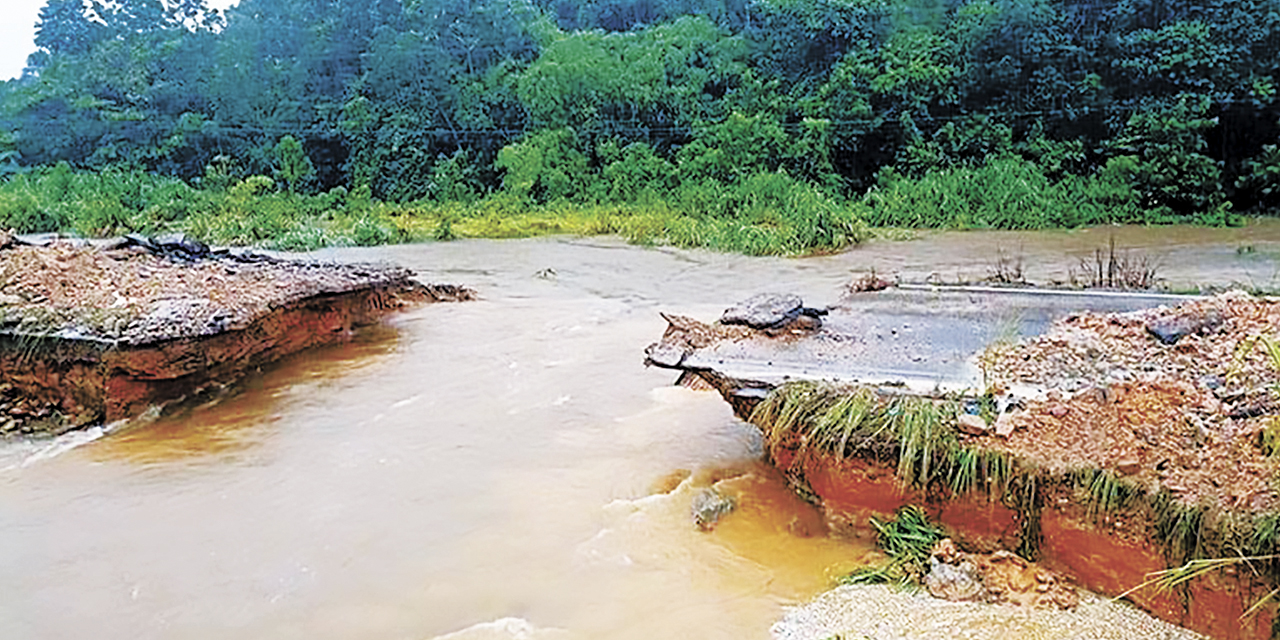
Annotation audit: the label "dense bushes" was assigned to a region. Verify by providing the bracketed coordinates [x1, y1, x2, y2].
[0, 159, 869, 255]
[3, 0, 1280, 252]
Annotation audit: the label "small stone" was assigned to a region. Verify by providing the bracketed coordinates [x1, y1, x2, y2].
[1145, 310, 1223, 345]
[957, 413, 990, 435]
[1047, 404, 1069, 418]
[691, 487, 736, 531]
[994, 412, 1018, 437]
[925, 556, 986, 602]
[1116, 458, 1141, 475]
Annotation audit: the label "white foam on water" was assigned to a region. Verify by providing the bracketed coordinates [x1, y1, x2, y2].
[0, 413, 145, 471]
[19, 426, 108, 467]
[430, 617, 568, 640]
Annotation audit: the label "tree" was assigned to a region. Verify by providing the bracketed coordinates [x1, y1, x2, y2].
[34, 0, 101, 58]
[274, 135, 315, 193]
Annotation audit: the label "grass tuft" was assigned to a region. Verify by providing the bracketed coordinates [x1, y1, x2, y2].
[841, 505, 944, 587]
[751, 381, 1027, 495]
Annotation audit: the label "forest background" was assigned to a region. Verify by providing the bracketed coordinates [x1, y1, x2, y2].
[1, 0, 1278, 254]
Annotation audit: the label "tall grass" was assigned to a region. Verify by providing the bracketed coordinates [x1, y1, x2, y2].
[0, 154, 1210, 257]
[0, 164, 868, 256]
[862, 155, 1143, 229]
[842, 505, 945, 587]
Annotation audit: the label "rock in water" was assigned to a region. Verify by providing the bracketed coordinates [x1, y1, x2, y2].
[691, 488, 736, 531]
[720, 293, 804, 329]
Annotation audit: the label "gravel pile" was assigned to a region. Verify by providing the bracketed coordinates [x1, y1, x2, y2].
[975, 290, 1280, 509]
[772, 584, 1204, 640]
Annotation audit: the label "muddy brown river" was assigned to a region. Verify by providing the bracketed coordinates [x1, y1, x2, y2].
[4, 223, 1280, 639]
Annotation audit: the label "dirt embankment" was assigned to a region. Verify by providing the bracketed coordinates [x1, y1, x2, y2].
[646, 288, 1280, 640]
[0, 231, 473, 435]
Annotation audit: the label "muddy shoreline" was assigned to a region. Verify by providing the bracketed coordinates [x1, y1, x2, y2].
[647, 286, 1280, 640]
[0, 232, 472, 436]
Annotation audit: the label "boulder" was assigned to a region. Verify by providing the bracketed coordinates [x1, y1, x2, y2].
[721, 293, 804, 329]
[154, 233, 211, 258]
[720, 293, 827, 331]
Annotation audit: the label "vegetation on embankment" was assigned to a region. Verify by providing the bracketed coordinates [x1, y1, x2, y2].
[3, 0, 1280, 253]
[0, 154, 1210, 256]
[0, 162, 870, 254]
[751, 378, 1280, 635]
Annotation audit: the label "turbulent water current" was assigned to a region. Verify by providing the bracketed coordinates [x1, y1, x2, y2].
[4, 225, 1280, 639]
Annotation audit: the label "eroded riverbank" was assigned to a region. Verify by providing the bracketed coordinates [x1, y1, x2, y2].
[4, 226, 1280, 639]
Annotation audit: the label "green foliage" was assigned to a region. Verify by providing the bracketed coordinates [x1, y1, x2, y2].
[1238, 144, 1280, 211]
[1108, 94, 1226, 217]
[862, 155, 1140, 229]
[515, 16, 749, 132]
[273, 135, 315, 193]
[6, 0, 1280, 235]
[429, 150, 483, 203]
[678, 112, 788, 183]
[841, 505, 945, 587]
[597, 140, 677, 202]
[897, 114, 1013, 176]
[496, 128, 592, 203]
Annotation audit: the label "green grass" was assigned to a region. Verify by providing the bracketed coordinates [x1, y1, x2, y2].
[1075, 468, 1139, 521]
[0, 164, 869, 256]
[841, 505, 945, 587]
[750, 381, 1013, 494]
[0, 155, 1236, 257]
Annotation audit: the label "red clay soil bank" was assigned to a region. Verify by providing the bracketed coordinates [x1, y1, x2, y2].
[771, 446, 1275, 639]
[0, 231, 472, 435]
[646, 290, 1280, 640]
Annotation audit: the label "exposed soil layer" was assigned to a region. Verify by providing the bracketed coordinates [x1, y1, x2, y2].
[785, 451, 1275, 640]
[646, 289, 1280, 640]
[0, 231, 473, 435]
[980, 291, 1280, 511]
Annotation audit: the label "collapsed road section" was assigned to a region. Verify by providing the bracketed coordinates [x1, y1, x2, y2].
[646, 286, 1280, 640]
[0, 231, 473, 437]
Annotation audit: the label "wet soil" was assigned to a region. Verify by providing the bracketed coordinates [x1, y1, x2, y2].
[980, 291, 1280, 511]
[0, 232, 472, 435]
[0, 231, 470, 344]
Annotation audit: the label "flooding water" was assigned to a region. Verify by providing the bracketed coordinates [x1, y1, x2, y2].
[3, 223, 1280, 640]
